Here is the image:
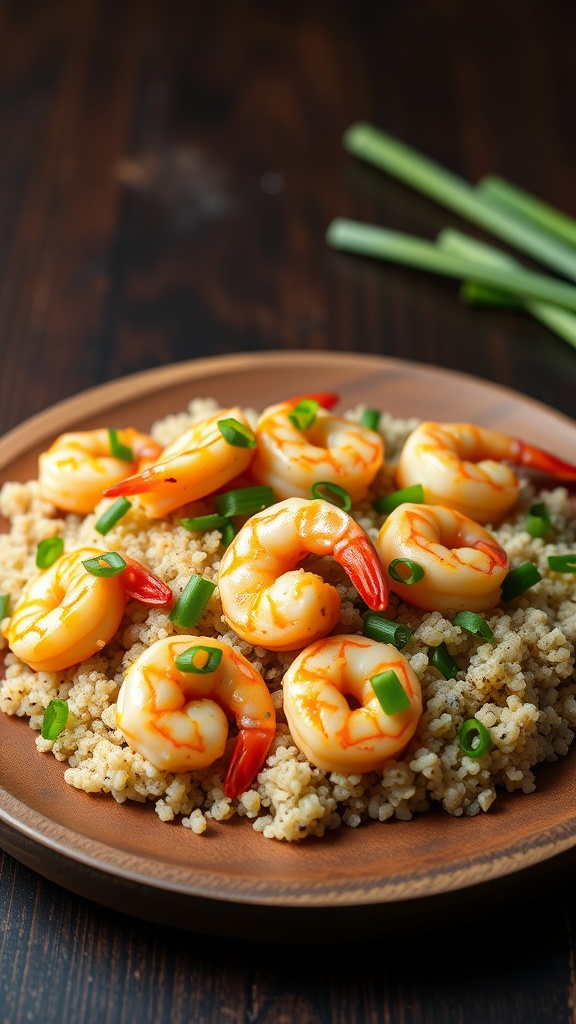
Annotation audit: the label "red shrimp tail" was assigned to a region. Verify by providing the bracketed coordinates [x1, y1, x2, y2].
[104, 464, 171, 498]
[286, 392, 339, 410]
[334, 535, 388, 611]
[120, 554, 173, 606]
[511, 440, 576, 480]
[223, 726, 275, 799]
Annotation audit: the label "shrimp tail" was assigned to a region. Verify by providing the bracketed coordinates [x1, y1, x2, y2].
[121, 555, 173, 606]
[223, 726, 275, 798]
[333, 535, 388, 611]
[511, 440, 576, 480]
[104, 462, 178, 498]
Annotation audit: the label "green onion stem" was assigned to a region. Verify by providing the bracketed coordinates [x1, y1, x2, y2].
[370, 669, 411, 715]
[500, 562, 543, 602]
[373, 483, 424, 515]
[310, 481, 352, 511]
[430, 642, 459, 680]
[215, 485, 275, 518]
[327, 219, 576, 314]
[362, 612, 412, 650]
[41, 699, 69, 741]
[170, 575, 216, 628]
[478, 175, 576, 250]
[453, 611, 494, 642]
[36, 537, 64, 569]
[359, 408, 380, 431]
[342, 122, 576, 283]
[0, 594, 9, 618]
[459, 718, 492, 758]
[95, 497, 132, 535]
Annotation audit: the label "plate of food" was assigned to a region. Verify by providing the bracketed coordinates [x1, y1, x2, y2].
[1, 350, 575, 942]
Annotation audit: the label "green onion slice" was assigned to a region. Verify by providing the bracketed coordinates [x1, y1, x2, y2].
[214, 486, 275, 517]
[0, 594, 9, 619]
[388, 558, 425, 585]
[459, 718, 492, 758]
[359, 408, 380, 431]
[370, 669, 411, 715]
[36, 537, 64, 569]
[180, 514, 232, 532]
[500, 562, 543, 601]
[431, 642, 459, 679]
[95, 497, 132, 535]
[288, 399, 319, 431]
[220, 521, 237, 548]
[108, 429, 134, 462]
[453, 611, 494, 642]
[175, 645, 223, 673]
[362, 612, 412, 650]
[170, 575, 216, 628]
[41, 699, 69, 740]
[373, 483, 425, 515]
[82, 552, 127, 577]
[310, 481, 352, 511]
[548, 554, 576, 573]
[217, 418, 256, 449]
[526, 502, 552, 539]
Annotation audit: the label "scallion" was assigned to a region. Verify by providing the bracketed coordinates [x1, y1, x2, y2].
[180, 514, 232, 532]
[220, 521, 237, 547]
[370, 669, 411, 715]
[459, 718, 492, 758]
[170, 575, 216, 628]
[547, 554, 576, 573]
[82, 551, 126, 577]
[388, 558, 425, 585]
[0, 594, 9, 619]
[214, 486, 275, 517]
[373, 483, 425, 515]
[525, 502, 553, 539]
[217, 418, 256, 449]
[359, 408, 380, 431]
[41, 699, 69, 741]
[108, 429, 134, 462]
[95, 497, 132, 535]
[310, 481, 352, 511]
[500, 562, 543, 602]
[453, 611, 494, 642]
[362, 612, 412, 650]
[478, 175, 576, 250]
[174, 645, 223, 673]
[36, 537, 64, 569]
[430, 642, 459, 679]
[288, 399, 319, 431]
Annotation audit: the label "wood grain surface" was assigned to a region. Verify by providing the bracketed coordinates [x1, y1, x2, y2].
[1, 1, 576, 1021]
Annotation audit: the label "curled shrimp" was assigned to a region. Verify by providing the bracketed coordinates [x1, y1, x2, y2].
[282, 635, 422, 773]
[249, 395, 384, 502]
[116, 636, 276, 797]
[397, 421, 576, 524]
[104, 407, 256, 519]
[38, 428, 163, 515]
[376, 503, 509, 613]
[218, 497, 388, 651]
[4, 547, 172, 673]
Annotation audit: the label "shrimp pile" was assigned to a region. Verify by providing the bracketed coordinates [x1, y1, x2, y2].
[1, 393, 576, 842]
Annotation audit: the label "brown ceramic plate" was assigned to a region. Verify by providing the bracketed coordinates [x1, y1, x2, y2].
[1, 351, 576, 942]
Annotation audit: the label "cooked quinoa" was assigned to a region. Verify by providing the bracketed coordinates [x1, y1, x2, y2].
[0, 398, 575, 842]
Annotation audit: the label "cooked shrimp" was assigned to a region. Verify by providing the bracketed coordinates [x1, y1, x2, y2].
[282, 635, 422, 773]
[397, 421, 576, 524]
[4, 547, 172, 673]
[103, 407, 256, 519]
[38, 428, 163, 515]
[116, 636, 276, 797]
[218, 497, 388, 651]
[249, 396, 384, 502]
[376, 503, 509, 613]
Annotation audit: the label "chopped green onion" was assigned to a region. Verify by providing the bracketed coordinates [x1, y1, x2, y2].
[288, 399, 319, 431]
[388, 558, 425, 585]
[170, 575, 216, 628]
[547, 554, 576, 573]
[373, 483, 425, 515]
[215, 486, 275, 517]
[180, 514, 232, 532]
[41, 699, 69, 741]
[453, 611, 494, 642]
[310, 481, 352, 511]
[359, 408, 380, 431]
[82, 551, 126, 577]
[430, 642, 459, 679]
[0, 594, 9, 619]
[526, 502, 553, 539]
[95, 497, 132, 535]
[341, 122, 576, 284]
[217, 418, 256, 448]
[478, 175, 576, 250]
[362, 612, 412, 650]
[500, 562, 543, 602]
[220, 521, 237, 547]
[370, 669, 411, 715]
[36, 537, 64, 569]
[459, 718, 492, 759]
[108, 428, 134, 462]
[174, 645, 223, 673]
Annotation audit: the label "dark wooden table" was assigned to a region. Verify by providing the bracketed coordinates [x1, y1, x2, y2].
[2, 1, 576, 1021]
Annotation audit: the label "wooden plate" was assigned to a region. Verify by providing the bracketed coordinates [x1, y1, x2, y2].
[1, 351, 576, 942]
